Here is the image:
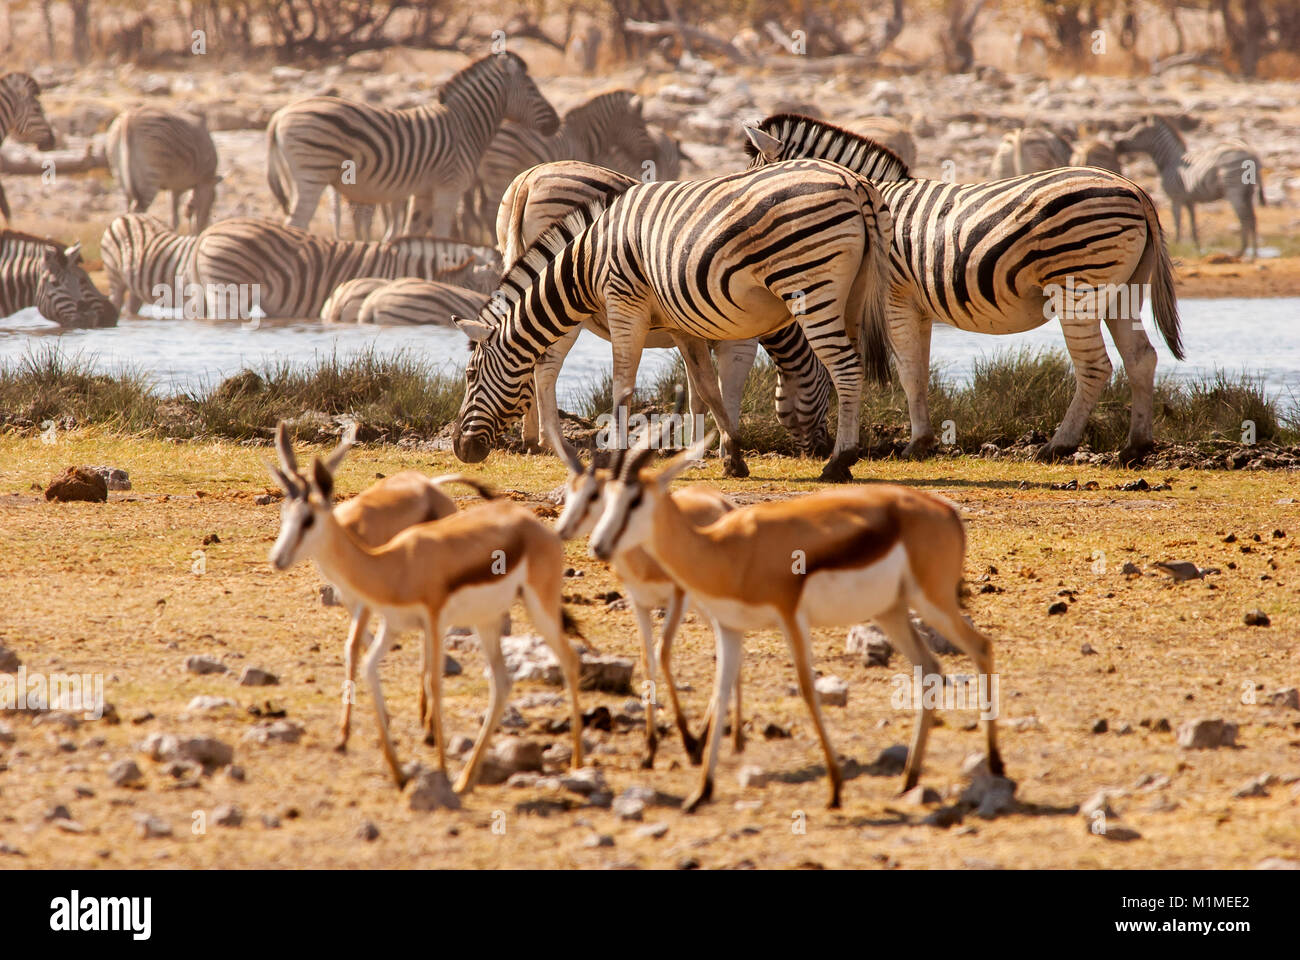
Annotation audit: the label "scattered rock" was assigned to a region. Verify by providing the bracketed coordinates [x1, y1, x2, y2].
[579, 655, 635, 694]
[45, 804, 73, 822]
[1177, 718, 1237, 749]
[899, 785, 942, 806]
[1091, 718, 1109, 734]
[447, 734, 474, 756]
[213, 804, 243, 827]
[960, 775, 1017, 818]
[1232, 774, 1273, 799]
[635, 822, 669, 839]
[243, 720, 303, 745]
[1153, 560, 1206, 581]
[107, 759, 143, 787]
[1096, 825, 1142, 842]
[845, 625, 892, 666]
[137, 815, 172, 839]
[186, 695, 236, 712]
[874, 744, 910, 774]
[613, 793, 646, 821]
[261, 814, 281, 829]
[814, 675, 848, 707]
[1047, 601, 1069, 615]
[1080, 642, 1097, 655]
[139, 733, 233, 771]
[583, 833, 615, 848]
[559, 766, 606, 796]
[319, 584, 342, 607]
[405, 766, 461, 811]
[1266, 687, 1299, 710]
[762, 722, 791, 740]
[44, 466, 107, 503]
[239, 666, 279, 686]
[1255, 857, 1300, 870]
[1243, 609, 1270, 627]
[737, 765, 770, 789]
[1080, 790, 1119, 819]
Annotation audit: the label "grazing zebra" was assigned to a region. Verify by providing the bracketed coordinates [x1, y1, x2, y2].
[452, 159, 893, 482]
[989, 126, 1072, 178]
[100, 213, 200, 314]
[1115, 115, 1264, 259]
[497, 159, 832, 458]
[746, 114, 1183, 465]
[356, 278, 488, 326]
[187, 217, 501, 319]
[266, 52, 558, 239]
[320, 277, 390, 324]
[105, 107, 222, 234]
[1069, 137, 1123, 175]
[1, 231, 116, 327]
[0, 72, 55, 152]
[846, 117, 917, 169]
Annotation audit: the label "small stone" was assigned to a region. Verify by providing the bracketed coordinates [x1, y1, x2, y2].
[1266, 687, 1299, 710]
[1080, 642, 1097, 655]
[447, 734, 474, 756]
[613, 794, 645, 821]
[44, 466, 108, 503]
[583, 833, 615, 848]
[107, 759, 143, 787]
[900, 785, 942, 806]
[762, 722, 791, 740]
[559, 766, 606, 796]
[1091, 718, 1109, 734]
[814, 675, 848, 707]
[1080, 790, 1118, 819]
[635, 821, 669, 839]
[405, 767, 461, 811]
[443, 655, 462, 677]
[1177, 718, 1237, 749]
[845, 624, 892, 666]
[1243, 609, 1270, 627]
[960, 775, 1017, 818]
[922, 805, 964, 828]
[261, 814, 281, 829]
[45, 804, 73, 822]
[1047, 601, 1069, 615]
[1232, 775, 1271, 799]
[213, 804, 243, 827]
[254, 494, 275, 506]
[579, 654, 635, 694]
[357, 820, 380, 841]
[186, 695, 236, 712]
[319, 584, 342, 606]
[875, 744, 910, 774]
[242, 720, 303, 745]
[137, 815, 172, 839]
[492, 738, 544, 775]
[1121, 562, 1141, 575]
[1255, 857, 1300, 870]
[1097, 825, 1142, 842]
[226, 765, 246, 782]
[239, 666, 279, 686]
[130, 710, 154, 725]
[737, 765, 770, 789]
[139, 733, 234, 771]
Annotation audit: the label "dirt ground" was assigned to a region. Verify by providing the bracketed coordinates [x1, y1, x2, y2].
[0, 431, 1296, 869]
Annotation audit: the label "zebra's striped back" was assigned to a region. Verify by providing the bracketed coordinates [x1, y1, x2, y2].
[357, 279, 489, 326]
[100, 213, 201, 313]
[0, 72, 55, 151]
[190, 217, 501, 318]
[321, 278, 390, 324]
[106, 108, 220, 233]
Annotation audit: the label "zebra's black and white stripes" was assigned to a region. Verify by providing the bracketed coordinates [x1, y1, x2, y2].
[1115, 115, 1264, 259]
[453, 158, 893, 481]
[100, 213, 200, 314]
[746, 113, 1183, 465]
[1, 230, 116, 327]
[0, 72, 55, 225]
[188, 217, 501, 318]
[267, 52, 558, 239]
[106, 108, 221, 234]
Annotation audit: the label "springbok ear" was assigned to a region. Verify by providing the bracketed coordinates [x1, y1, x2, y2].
[265, 460, 300, 497]
[310, 457, 334, 502]
[452, 315, 494, 342]
[274, 421, 299, 474]
[742, 123, 783, 162]
[323, 421, 357, 474]
[656, 431, 716, 487]
[63, 242, 82, 266]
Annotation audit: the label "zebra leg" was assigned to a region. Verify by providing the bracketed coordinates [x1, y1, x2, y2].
[1037, 318, 1112, 462]
[1186, 203, 1200, 253]
[329, 188, 343, 239]
[352, 203, 374, 242]
[1230, 190, 1256, 260]
[1104, 313, 1157, 465]
[797, 325, 865, 482]
[532, 329, 579, 454]
[715, 338, 758, 438]
[1170, 199, 1183, 245]
[674, 334, 748, 477]
[889, 299, 937, 458]
[286, 180, 326, 231]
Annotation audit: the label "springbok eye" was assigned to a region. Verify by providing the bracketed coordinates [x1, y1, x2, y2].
[301, 514, 315, 529]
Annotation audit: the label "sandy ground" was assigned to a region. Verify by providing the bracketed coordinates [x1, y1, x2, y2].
[0, 432, 1297, 869]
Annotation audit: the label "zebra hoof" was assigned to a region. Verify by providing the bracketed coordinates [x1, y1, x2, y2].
[1034, 442, 1074, 463]
[901, 437, 936, 460]
[819, 449, 859, 483]
[723, 458, 750, 478]
[1118, 443, 1153, 467]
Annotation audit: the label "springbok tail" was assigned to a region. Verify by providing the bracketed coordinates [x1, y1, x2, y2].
[429, 473, 497, 500]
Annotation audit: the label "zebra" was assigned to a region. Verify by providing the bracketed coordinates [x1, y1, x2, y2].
[1, 230, 116, 327]
[745, 114, 1184, 466]
[452, 158, 893, 482]
[99, 213, 200, 314]
[989, 126, 1072, 178]
[1069, 137, 1123, 175]
[1, 72, 55, 226]
[320, 278, 391, 324]
[846, 117, 917, 169]
[267, 51, 558, 239]
[456, 90, 659, 241]
[497, 159, 831, 458]
[187, 217, 501, 319]
[1114, 115, 1264, 259]
[355, 278, 489, 326]
[105, 107, 222, 234]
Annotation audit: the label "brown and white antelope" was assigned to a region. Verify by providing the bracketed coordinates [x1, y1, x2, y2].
[268, 422, 496, 754]
[587, 428, 1003, 812]
[266, 430, 584, 791]
[553, 437, 740, 767]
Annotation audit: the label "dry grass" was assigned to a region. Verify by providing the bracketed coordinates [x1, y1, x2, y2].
[0, 429, 1297, 869]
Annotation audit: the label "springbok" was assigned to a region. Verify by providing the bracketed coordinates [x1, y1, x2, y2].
[553, 436, 740, 767]
[268, 422, 496, 752]
[587, 427, 1003, 812]
[266, 431, 585, 791]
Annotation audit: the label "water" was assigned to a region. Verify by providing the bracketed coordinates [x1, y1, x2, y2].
[2, 297, 1298, 405]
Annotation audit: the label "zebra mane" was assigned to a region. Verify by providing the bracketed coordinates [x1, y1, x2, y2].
[439, 51, 526, 105]
[483, 197, 610, 319]
[563, 89, 636, 124]
[1151, 115, 1186, 147]
[0, 228, 60, 252]
[745, 113, 911, 181]
[1, 72, 41, 95]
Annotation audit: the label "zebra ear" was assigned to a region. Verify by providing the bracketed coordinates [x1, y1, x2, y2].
[452, 315, 493, 342]
[628, 94, 644, 115]
[743, 123, 782, 162]
[63, 242, 82, 266]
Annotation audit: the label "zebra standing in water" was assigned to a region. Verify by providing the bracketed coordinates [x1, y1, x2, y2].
[496, 159, 832, 458]
[355, 278, 488, 326]
[452, 159, 893, 482]
[187, 218, 501, 318]
[1, 231, 116, 327]
[1115, 115, 1264, 259]
[0, 72, 56, 225]
[100, 213, 200, 314]
[267, 52, 558, 239]
[746, 114, 1183, 465]
[105, 108, 222, 234]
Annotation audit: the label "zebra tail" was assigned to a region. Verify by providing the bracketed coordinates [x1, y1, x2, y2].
[853, 178, 894, 385]
[496, 172, 529, 267]
[1257, 168, 1266, 207]
[0, 179, 9, 222]
[265, 122, 290, 214]
[1140, 189, 1184, 361]
[429, 473, 498, 501]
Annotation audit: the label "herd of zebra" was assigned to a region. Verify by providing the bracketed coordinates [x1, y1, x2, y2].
[0, 52, 1273, 473]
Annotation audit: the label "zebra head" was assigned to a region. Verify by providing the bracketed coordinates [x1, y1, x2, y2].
[493, 52, 559, 137]
[1114, 115, 1177, 157]
[449, 312, 535, 464]
[1, 73, 56, 151]
[183, 175, 222, 234]
[34, 243, 91, 327]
